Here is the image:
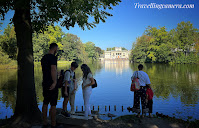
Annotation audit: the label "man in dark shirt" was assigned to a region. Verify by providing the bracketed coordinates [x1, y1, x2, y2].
[41, 43, 58, 128]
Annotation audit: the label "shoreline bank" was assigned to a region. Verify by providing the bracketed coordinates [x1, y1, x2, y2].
[0, 114, 198, 128]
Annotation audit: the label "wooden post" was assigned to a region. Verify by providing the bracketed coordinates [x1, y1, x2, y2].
[76, 106, 78, 111]
[98, 106, 99, 111]
[93, 106, 94, 111]
[82, 106, 83, 111]
[122, 106, 123, 112]
[114, 105, 116, 111]
[109, 105, 110, 111]
[105, 106, 107, 111]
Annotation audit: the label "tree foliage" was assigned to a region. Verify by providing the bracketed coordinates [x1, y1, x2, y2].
[130, 21, 199, 64]
[0, 46, 12, 64]
[33, 25, 63, 61]
[0, 24, 17, 59]
[106, 47, 127, 51]
[61, 33, 88, 62]
[0, 0, 121, 31]
[0, 24, 103, 62]
[84, 41, 99, 61]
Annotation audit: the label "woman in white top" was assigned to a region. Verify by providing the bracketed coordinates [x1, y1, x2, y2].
[131, 64, 151, 118]
[81, 64, 95, 118]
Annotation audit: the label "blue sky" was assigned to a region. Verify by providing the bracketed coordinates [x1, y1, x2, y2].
[0, 0, 199, 50]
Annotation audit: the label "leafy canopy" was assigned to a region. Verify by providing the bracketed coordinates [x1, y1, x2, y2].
[0, 0, 121, 31]
[130, 21, 199, 64]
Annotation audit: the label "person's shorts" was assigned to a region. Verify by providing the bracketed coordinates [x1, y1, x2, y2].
[43, 86, 58, 106]
[62, 86, 70, 98]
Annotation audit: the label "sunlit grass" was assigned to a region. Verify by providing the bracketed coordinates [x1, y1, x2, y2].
[0, 61, 72, 70]
[57, 61, 72, 66]
[0, 61, 17, 70]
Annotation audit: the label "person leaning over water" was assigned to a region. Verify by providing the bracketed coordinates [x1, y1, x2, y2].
[62, 62, 78, 116]
[131, 64, 151, 118]
[81, 64, 95, 119]
[41, 43, 58, 128]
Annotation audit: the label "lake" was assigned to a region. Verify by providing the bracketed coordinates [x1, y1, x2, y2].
[0, 60, 199, 120]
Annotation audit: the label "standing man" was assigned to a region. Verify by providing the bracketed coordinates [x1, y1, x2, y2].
[41, 43, 58, 128]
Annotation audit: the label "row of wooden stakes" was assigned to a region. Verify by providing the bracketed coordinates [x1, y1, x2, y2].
[75, 105, 125, 112]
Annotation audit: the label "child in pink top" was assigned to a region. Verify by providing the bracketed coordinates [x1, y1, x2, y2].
[146, 86, 153, 117]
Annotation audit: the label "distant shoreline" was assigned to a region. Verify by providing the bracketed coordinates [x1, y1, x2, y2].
[0, 61, 72, 70]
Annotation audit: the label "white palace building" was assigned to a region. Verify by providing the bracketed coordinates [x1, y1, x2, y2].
[101, 47, 130, 60]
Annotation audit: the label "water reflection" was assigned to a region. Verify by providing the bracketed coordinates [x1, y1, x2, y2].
[0, 62, 199, 120]
[0, 70, 17, 118]
[103, 60, 129, 75]
[131, 64, 199, 106]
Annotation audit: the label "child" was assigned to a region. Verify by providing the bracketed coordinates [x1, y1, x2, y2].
[146, 85, 153, 117]
[62, 62, 78, 116]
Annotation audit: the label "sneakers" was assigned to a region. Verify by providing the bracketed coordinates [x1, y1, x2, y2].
[61, 111, 70, 117]
[70, 111, 75, 114]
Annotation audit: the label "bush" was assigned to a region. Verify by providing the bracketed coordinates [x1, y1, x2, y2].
[0, 49, 12, 64]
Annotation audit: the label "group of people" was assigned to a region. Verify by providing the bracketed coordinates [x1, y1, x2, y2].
[130, 64, 154, 118]
[41, 43, 153, 128]
[61, 62, 95, 118]
[41, 43, 94, 128]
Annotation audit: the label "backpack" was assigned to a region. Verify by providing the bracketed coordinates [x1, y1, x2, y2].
[92, 79, 97, 88]
[57, 70, 65, 88]
[130, 71, 140, 91]
[57, 69, 75, 88]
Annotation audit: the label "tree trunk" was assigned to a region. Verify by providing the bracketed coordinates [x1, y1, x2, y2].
[13, 0, 41, 123]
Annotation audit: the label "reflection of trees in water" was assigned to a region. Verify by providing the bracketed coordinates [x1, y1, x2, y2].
[0, 62, 103, 114]
[171, 64, 199, 105]
[0, 70, 17, 111]
[1, 62, 198, 112]
[129, 63, 199, 105]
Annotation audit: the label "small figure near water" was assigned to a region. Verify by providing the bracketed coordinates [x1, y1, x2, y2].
[146, 85, 153, 118]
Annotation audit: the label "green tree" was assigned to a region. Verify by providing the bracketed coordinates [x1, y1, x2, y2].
[122, 47, 127, 50]
[194, 32, 199, 54]
[106, 48, 111, 51]
[130, 35, 151, 63]
[33, 25, 63, 62]
[0, 24, 17, 59]
[172, 22, 198, 63]
[95, 46, 104, 56]
[157, 43, 174, 63]
[145, 26, 171, 63]
[131, 23, 199, 64]
[106, 47, 128, 51]
[62, 33, 88, 62]
[84, 41, 99, 61]
[175, 21, 198, 52]
[0, 46, 12, 64]
[111, 47, 115, 50]
[33, 32, 49, 62]
[0, 0, 121, 122]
